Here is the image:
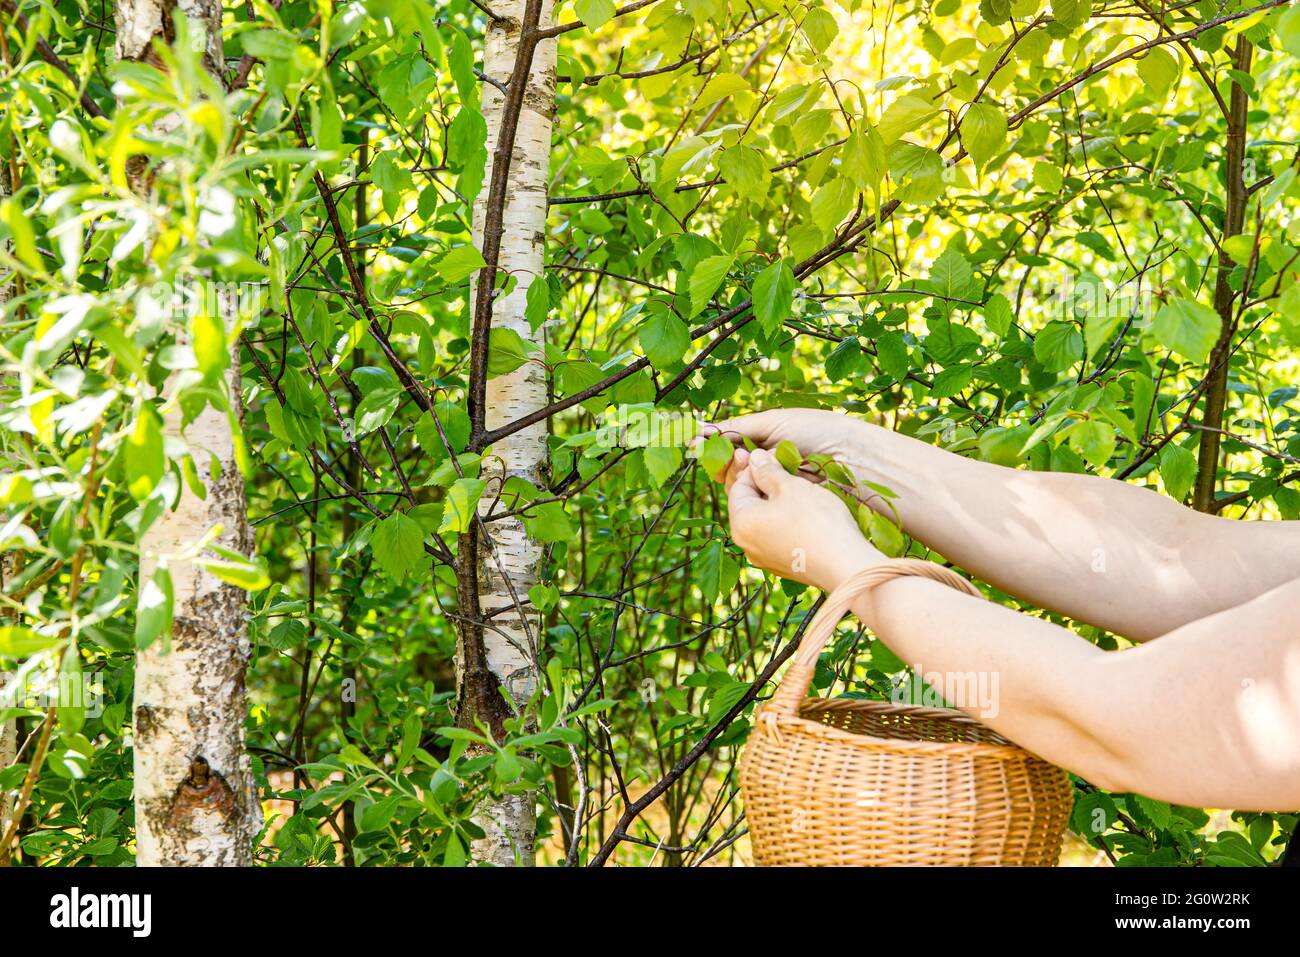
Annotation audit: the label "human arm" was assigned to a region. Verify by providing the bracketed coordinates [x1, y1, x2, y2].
[712, 408, 1300, 641]
[723, 449, 1300, 811]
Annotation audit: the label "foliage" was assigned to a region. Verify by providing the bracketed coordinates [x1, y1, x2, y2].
[2, 0, 1299, 866]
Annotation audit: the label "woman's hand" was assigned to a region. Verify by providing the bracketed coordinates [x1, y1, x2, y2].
[705, 408, 867, 465]
[718, 446, 883, 592]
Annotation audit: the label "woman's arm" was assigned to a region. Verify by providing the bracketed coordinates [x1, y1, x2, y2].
[725, 449, 1300, 811]
[856, 571, 1300, 812]
[713, 409, 1300, 641]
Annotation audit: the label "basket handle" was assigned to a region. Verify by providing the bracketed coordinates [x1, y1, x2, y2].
[763, 559, 983, 718]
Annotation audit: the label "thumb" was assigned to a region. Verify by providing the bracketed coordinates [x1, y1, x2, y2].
[727, 462, 764, 512]
[746, 448, 795, 497]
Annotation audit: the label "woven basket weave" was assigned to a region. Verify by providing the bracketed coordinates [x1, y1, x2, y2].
[739, 559, 1072, 866]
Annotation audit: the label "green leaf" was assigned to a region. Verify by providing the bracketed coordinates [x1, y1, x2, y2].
[337, 745, 378, 770]
[810, 176, 855, 233]
[643, 446, 683, 485]
[1159, 443, 1196, 502]
[698, 433, 734, 481]
[1084, 306, 1125, 360]
[801, 7, 838, 53]
[528, 582, 560, 613]
[688, 254, 734, 317]
[372, 511, 426, 579]
[440, 478, 487, 535]
[983, 293, 1013, 338]
[752, 259, 797, 336]
[525, 275, 551, 332]
[434, 245, 487, 284]
[695, 540, 738, 602]
[841, 124, 887, 193]
[1130, 794, 1172, 830]
[773, 439, 802, 474]
[574, 0, 617, 29]
[872, 331, 908, 382]
[0, 626, 62, 658]
[931, 364, 974, 398]
[926, 248, 975, 303]
[1150, 297, 1220, 363]
[825, 337, 863, 383]
[1070, 419, 1116, 468]
[240, 29, 298, 61]
[360, 795, 402, 832]
[198, 552, 271, 591]
[1051, 0, 1092, 31]
[192, 309, 228, 383]
[1034, 321, 1083, 373]
[979, 0, 1012, 26]
[0, 197, 45, 273]
[354, 387, 401, 436]
[878, 95, 939, 144]
[523, 502, 572, 543]
[488, 327, 532, 377]
[718, 145, 769, 202]
[862, 509, 905, 556]
[1032, 161, 1064, 192]
[639, 309, 691, 368]
[135, 564, 173, 650]
[1281, 5, 1300, 59]
[1136, 46, 1179, 97]
[960, 102, 1007, 170]
[695, 73, 751, 109]
[495, 749, 522, 782]
[125, 405, 165, 501]
[1276, 486, 1300, 520]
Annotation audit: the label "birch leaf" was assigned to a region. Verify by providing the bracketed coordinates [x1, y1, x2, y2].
[1151, 298, 1220, 363]
[439, 478, 487, 535]
[574, 0, 617, 30]
[639, 309, 690, 367]
[688, 254, 733, 316]
[751, 259, 796, 336]
[372, 511, 426, 579]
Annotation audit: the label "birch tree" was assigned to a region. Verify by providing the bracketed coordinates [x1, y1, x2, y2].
[461, 0, 557, 867]
[116, 0, 260, 866]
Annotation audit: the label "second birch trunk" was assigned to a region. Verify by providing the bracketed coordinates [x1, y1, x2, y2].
[466, 0, 556, 866]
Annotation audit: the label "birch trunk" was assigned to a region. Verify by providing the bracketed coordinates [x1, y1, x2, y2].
[117, 0, 261, 866]
[466, 0, 556, 866]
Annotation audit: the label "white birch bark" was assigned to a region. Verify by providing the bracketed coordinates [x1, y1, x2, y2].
[468, 0, 556, 867]
[117, 0, 261, 866]
[0, 718, 12, 839]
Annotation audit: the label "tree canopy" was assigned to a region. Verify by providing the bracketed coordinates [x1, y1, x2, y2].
[1, 0, 1299, 866]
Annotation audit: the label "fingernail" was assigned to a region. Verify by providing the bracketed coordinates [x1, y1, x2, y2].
[700, 423, 718, 436]
[750, 448, 770, 464]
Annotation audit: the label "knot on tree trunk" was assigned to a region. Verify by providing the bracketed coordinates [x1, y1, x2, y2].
[167, 755, 238, 828]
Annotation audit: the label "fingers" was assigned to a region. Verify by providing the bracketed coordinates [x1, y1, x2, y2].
[701, 410, 784, 448]
[745, 448, 795, 497]
[723, 448, 750, 493]
[726, 460, 764, 511]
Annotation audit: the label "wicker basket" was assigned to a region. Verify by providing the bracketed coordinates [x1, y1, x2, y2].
[739, 560, 1072, 866]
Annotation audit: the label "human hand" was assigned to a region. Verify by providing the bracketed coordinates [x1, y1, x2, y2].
[718, 447, 883, 592]
[702, 408, 867, 467]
